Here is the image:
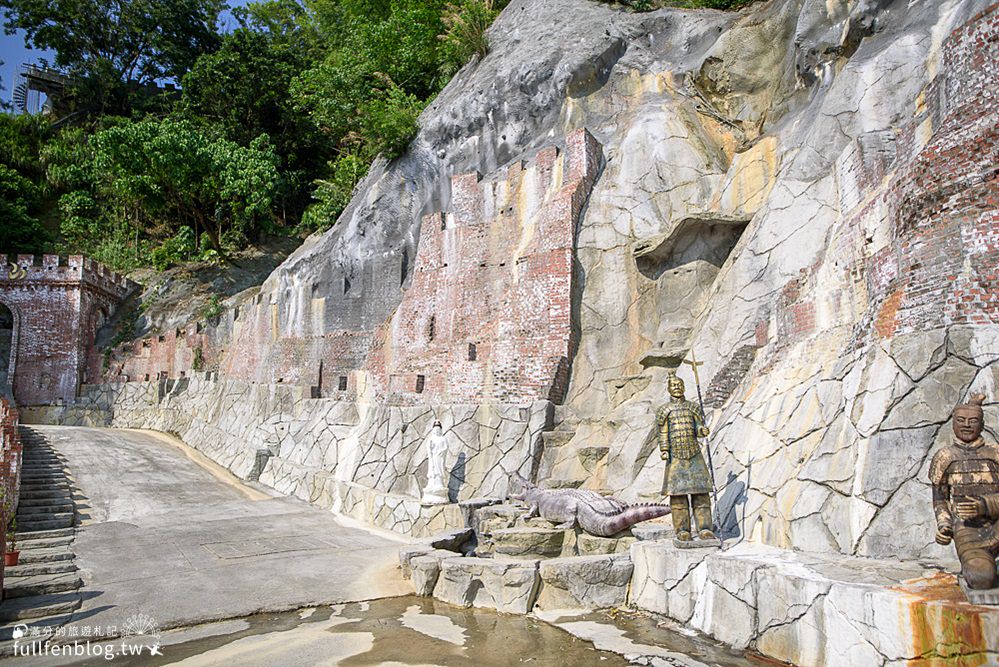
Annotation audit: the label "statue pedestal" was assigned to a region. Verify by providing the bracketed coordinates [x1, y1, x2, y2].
[421, 483, 449, 506]
[959, 576, 999, 606]
[673, 537, 722, 549]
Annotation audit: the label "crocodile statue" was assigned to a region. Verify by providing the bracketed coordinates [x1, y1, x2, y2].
[509, 473, 671, 537]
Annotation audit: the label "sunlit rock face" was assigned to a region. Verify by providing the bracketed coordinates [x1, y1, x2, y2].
[95, 0, 998, 558]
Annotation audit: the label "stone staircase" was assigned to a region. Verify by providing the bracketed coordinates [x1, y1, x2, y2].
[0, 427, 82, 652]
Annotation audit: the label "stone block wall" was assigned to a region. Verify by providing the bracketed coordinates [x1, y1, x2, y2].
[705, 5, 999, 560]
[63, 373, 553, 517]
[559, 1, 999, 565]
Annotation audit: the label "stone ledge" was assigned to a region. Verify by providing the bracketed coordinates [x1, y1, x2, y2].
[537, 554, 633, 610]
[629, 540, 999, 665]
[434, 557, 540, 614]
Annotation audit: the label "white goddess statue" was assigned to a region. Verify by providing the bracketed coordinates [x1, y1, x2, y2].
[421, 420, 449, 505]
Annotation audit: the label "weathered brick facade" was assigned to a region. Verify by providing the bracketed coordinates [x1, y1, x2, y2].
[765, 5, 999, 354]
[0, 255, 134, 405]
[105, 129, 602, 407]
[0, 397, 23, 595]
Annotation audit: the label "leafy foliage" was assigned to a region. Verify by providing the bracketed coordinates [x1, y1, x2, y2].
[0, 115, 51, 252]
[300, 151, 369, 233]
[439, 0, 506, 77]
[1, 0, 514, 258]
[91, 118, 281, 256]
[0, 0, 225, 115]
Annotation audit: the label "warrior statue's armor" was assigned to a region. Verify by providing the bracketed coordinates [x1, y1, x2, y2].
[929, 393, 999, 589]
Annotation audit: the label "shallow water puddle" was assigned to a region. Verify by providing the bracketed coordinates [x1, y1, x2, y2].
[27, 597, 757, 666]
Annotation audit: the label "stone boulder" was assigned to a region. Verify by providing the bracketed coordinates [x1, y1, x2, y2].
[536, 554, 634, 610]
[491, 527, 566, 559]
[434, 557, 540, 613]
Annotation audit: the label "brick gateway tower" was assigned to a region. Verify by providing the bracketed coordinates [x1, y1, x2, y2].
[0, 255, 134, 406]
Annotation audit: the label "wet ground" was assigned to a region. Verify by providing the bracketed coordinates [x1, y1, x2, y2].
[17, 597, 759, 666]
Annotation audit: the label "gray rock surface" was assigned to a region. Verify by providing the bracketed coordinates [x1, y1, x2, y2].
[433, 557, 540, 614]
[536, 554, 634, 610]
[64, 0, 998, 566]
[491, 527, 566, 559]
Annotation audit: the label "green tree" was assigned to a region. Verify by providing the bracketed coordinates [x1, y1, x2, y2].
[0, 114, 51, 252]
[180, 27, 327, 224]
[89, 118, 281, 259]
[0, 0, 225, 115]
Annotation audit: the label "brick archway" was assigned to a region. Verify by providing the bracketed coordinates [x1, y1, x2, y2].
[0, 299, 19, 398]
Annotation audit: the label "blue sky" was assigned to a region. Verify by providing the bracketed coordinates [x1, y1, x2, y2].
[0, 1, 251, 108]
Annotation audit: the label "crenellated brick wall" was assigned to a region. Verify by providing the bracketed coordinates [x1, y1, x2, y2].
[0, 255, 135, 406]
[102, 129, 603, 407]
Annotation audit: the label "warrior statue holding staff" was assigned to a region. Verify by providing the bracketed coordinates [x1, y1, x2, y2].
[657, 370, 716, 542]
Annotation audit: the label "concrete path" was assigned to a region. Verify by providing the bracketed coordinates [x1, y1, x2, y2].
[30, 425, 412, 636]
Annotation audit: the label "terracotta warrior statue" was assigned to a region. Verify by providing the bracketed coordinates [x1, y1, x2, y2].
[657, 371, 715, 541]
[930, 393, 999, 589]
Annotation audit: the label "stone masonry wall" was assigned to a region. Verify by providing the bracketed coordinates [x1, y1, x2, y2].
[62, 374, 551, 527]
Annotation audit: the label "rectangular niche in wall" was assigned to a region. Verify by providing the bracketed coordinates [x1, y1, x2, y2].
[338, 375, 348, 391]
[416, 374, 425, 393]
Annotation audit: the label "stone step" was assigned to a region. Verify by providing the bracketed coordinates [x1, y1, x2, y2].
[16, 515, 74, 532]
[0, 592, 82, 622]
[0, 616, 67, 648]
[17, 494, 72, 506]
[16, 503, 74, 516]
[18, 482, 70, 492]
[3, 572, 82, 599]
[18, 475, 68, 483]
[17, 546, 74, 564]
[17, 528, 74, 542]
[17, 489, 71, 501]
[13, 535, 73, 550]
[4, 560, 77, 577]
[491, 527, 567, 559]
[17, 468, 66, 477]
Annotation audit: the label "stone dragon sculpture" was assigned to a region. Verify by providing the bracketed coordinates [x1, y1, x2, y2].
[509, 473, 670, 537]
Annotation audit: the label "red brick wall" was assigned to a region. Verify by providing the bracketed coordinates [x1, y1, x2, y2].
[102, 129, 602, 407]
[0, 397, 23, 596]
[0, 255, 133, 405]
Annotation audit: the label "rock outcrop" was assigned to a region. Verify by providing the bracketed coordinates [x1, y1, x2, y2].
[79, 0, 998, 570]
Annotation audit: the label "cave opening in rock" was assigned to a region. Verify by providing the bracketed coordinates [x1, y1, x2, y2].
[0, 302, 12, 394]
[635, 217, 748, 281]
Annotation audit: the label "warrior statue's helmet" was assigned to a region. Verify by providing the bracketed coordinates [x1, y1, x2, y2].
[667, 371, 685, 398]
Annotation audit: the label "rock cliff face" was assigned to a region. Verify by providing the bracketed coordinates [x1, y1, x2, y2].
[88, 0, 998, 560]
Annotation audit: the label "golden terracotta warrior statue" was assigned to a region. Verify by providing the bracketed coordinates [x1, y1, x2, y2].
[657, 371, 715, 542]
[930, 393, 999, 589]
